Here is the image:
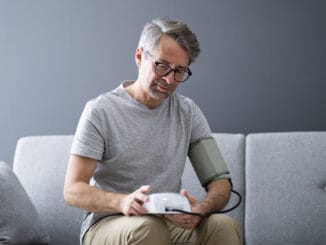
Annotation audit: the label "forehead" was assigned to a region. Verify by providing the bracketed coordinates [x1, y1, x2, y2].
[151, 35, 190, 67]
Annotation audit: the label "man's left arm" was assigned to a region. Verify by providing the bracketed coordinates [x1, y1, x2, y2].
[164, 178, 231, 230]
[201, 179, 231, 214]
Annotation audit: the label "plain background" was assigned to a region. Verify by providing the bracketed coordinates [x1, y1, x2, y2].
[1, 0, 325, 166]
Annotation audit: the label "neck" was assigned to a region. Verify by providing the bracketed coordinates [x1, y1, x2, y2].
[124, 80, 162, 109]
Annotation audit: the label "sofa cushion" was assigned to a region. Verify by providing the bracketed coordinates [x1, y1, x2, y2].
[13, 136, 83, 245]
[245, 132, 326, 245]
[0, 161, 50, 244]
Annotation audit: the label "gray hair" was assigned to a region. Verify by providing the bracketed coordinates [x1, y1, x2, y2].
[138, 18, 200, 64]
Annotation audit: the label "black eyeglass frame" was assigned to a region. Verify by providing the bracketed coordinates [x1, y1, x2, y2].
[145, 51, 192, 82]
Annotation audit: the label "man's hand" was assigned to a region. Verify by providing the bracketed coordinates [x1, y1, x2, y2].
[164, 189, 203, 230]
[119, 185, 151, 216]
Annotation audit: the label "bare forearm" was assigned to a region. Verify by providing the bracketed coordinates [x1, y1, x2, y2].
[64, 155, 151, 216]
[64, 182, 125, 214]
[64, 155, 126, 214]
[200, 179, 231, 215]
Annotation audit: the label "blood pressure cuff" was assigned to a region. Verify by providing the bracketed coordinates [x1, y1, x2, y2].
[188, 137, 231, 188]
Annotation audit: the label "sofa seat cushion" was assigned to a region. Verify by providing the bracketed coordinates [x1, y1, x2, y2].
[0, 161, 50, 244]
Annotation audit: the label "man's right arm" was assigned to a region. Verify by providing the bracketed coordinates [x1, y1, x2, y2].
[64, 154, 150, 215]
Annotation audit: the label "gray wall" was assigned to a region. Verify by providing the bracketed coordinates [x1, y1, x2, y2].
[1, 0, 325, 166]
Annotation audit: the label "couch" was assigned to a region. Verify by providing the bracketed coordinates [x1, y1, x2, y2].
[0, 132, 325, 244]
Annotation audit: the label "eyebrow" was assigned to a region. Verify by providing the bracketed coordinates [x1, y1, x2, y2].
[158, 58, 188, 70]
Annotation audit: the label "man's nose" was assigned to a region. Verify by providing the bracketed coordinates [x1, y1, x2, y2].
[163, 71, 176, 84]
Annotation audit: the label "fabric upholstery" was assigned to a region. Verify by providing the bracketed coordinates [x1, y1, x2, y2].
[12, 134, 244, 244]
[13, 136, 83, 245]
[0, 161, 50, 244]
[10, 132, 325, 244]
[245, 132, 326, 245]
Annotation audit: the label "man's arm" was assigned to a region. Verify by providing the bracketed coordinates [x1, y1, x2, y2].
[201, 178, 231, 215]
[63, 154, 150, 216]
[164, 178, 231, 230]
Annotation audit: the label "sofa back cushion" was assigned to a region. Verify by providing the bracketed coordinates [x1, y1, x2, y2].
[182, 133, 245, 234]
[245, 132, 326, 245]
[13, 135, 82, 245]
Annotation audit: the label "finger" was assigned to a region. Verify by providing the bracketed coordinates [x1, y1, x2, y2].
[180, 189, 187, 196]
[167, 216, 194, 230]
[165, 214, 191, 225]
[139, 185, 151, 194]
[164, 214, 182, 223]
[180, 189, 193, 203]
[182, 189, 197, 203]
[131, 200, 148, 215]
[182, 216, 201, 230]
[164, 214, 185, 227]
[135, 192, 149, 203]
[165, 213, 201, 230]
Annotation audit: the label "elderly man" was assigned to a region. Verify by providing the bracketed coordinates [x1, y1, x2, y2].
[64, 18, 241, 245]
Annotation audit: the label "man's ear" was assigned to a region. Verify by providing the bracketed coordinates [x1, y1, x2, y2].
[135, 48, 143, 68]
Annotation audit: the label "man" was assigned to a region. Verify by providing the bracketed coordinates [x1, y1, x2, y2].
[64, 18, 241, 244]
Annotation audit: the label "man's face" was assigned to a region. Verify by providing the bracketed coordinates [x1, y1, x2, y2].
[135, 35, 190, 105]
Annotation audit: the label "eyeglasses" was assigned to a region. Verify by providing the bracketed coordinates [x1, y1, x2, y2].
[145, 51, 192, 82]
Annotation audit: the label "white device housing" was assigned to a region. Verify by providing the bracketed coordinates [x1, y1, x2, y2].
[143, 193, 191, 214]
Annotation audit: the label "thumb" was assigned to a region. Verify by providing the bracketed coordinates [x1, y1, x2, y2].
[139, 185, 151, 194]
[180, 189, 197, 204]
[180, 189, 187, 197]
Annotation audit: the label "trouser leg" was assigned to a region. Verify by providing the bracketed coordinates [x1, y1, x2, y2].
[83, 215, 170, 245]
[166, 214, 242, 245]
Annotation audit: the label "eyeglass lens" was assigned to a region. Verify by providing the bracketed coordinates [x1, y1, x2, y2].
[155, 63, 189, 82]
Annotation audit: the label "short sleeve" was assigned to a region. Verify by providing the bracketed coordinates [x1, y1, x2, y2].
[190, 102, 212, 144]
[70, 101, 105, 160]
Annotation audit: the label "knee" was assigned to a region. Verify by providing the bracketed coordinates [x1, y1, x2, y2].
[208, 214, 239, 231]
[133, 216, 169, 235]
[83, 216, 170, 245]
[129, 216, 170, 244]
[207, 214, 242, 244]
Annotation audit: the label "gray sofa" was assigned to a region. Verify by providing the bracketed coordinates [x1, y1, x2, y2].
[1, 132, 325, 244]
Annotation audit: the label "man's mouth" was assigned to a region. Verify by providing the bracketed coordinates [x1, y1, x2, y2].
[154, 80, 173, 93]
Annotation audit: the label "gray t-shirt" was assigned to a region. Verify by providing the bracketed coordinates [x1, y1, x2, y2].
[71, 81, 212, 240]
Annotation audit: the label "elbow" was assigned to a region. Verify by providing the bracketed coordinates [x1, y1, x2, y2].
[63, 190, 71, 206]
[63, 182, 76, 207]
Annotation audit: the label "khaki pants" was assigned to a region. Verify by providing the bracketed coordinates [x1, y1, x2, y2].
[83, 214, 242, 245]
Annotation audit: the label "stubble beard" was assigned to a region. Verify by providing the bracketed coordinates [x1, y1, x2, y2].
[149, 79, 175, 101]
